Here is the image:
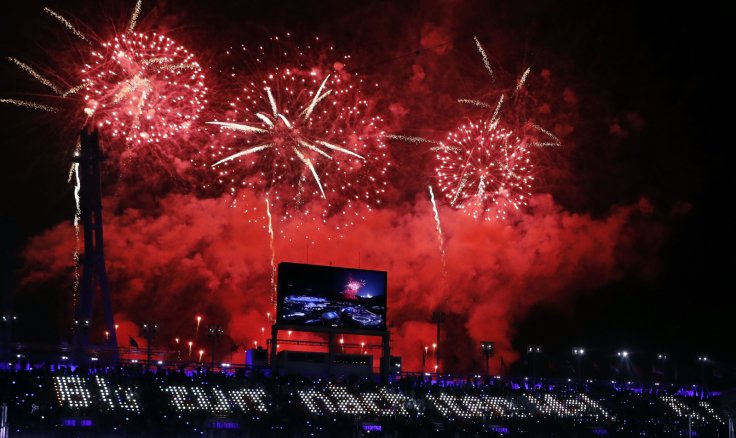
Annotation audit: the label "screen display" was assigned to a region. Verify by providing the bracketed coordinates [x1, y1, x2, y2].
[277, 262, 387, 330]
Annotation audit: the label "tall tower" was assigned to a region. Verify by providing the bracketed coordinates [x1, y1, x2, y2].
[72, 128, 118, 364]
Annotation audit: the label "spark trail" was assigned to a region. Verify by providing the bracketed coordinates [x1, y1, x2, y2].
[530, 123, 561, 146]
[489, 94, 504, 130]
[67, 142, 82, 312]
[474, 36, 494, 81]
[7, 57, 61, 94]
[514, 67, 531, 94]
[464, 37, 563, 154]
[384, 134, 438, 144]
[0, 98, 57, 112]
[43, 7, 90, 43]
[127, 0, 143, 33]
[428, 185, 447, 276]
[265, 197, 276, 311]
[458, 99, 491, 108]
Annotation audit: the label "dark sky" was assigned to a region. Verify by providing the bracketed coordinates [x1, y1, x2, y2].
[0, 0, 732, 376]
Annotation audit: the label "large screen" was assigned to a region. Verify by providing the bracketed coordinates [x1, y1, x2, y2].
[277, 262, 387, 330]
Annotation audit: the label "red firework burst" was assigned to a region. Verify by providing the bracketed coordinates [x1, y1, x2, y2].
[205, 39, 390, 231]
[435, 120, 533, 221]
[82, 32, 207, 146]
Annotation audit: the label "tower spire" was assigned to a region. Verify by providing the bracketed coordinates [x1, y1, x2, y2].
[72, 128, 118, 364]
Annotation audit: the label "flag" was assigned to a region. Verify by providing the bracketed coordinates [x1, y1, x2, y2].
[129, 336, 139, 348]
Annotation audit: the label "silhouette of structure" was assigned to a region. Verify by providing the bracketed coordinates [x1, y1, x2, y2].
[71, 128, 118, 364]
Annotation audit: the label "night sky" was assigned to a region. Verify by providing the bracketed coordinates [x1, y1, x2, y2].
[0, 0, 731, 377]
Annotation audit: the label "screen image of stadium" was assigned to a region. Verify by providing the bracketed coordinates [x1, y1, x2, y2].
[277, 262, 387, 330]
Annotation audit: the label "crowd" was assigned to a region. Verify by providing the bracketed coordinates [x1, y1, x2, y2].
[0, 363, 732, 437]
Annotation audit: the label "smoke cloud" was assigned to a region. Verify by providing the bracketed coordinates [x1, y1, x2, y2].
[22, 190, 662, 372]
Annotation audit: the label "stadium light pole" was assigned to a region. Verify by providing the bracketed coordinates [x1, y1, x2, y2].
[572, 348, 585, 383]
[481, 342, 495, 378]
[1, 313, 18, 371]
[207, 324, 224, 368]
[616, 350, 630, 381]
[432, 311, 445, 377]
[698, 356, 709, 389]
[141, 321, 158, 366]
[195, 315, 202, 341]
[527, 344, 542, 383]
[657, 353, 668, 383]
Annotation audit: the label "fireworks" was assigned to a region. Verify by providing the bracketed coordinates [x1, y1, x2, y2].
[435, 121, 533, 221]
[82, 32, 207, 146]
[432, 37, 560, 221]
[342, 278, 365, 300]
[206, 40, 390, 230]
[462, 37, 562, 148]
[4, 4, 208, 152]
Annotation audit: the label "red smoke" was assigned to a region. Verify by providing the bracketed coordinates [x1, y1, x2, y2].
[22, 189, 661, 373]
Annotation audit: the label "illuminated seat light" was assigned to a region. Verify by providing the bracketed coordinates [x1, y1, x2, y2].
[54, 376, 93, 409]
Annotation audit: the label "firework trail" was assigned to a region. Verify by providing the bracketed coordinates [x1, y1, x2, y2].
[43, 7, 90, 43]
[127, 0, 143, 33]
[61, 84, 85, 98]
[465, 37, 562, 151]
[6, 56, 84, 100]
[435, 120, 533, 221]
[206, 38, 390, 231]
[514, 67, 531, 95]
[71, 159, 82, 309]
[265, 197, 276, 311]
[473, 36, 494, 81]
[488, 94, 505, 130]
[6, 57, 62, 94]
[63, 141, 83, 312]
[458, 99, 491, 108]
[428, 185, 447, 276]
[384, 134, 438, 144]
[530, 123, 561, 146]
[0, 98, 57, 112]
[433, 38, 561, 221]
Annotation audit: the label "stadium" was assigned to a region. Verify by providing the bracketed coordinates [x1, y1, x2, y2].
[0, 0, 731, 437]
